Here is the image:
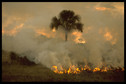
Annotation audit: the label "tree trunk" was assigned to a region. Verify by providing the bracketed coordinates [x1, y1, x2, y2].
[65, 30, 68, 41]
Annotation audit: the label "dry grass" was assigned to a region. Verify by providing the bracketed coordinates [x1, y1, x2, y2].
[2, 50, 124, 82]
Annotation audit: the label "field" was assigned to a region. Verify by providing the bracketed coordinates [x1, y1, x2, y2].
[2, 50, 124, 82]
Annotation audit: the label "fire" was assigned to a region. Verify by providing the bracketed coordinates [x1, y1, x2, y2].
[51, 65, 81, 74]
[93, 67, 100, 72]
[51, 65, 124, 74]
[101, 67, 107, 72]
[83, 65, 91, 71]
[51, 66, 58, 73]
[51, 66, 64, 74]
[72, 31, 86, 44]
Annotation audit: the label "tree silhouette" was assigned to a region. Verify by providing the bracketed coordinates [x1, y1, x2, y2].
[50, 10, 83, 41]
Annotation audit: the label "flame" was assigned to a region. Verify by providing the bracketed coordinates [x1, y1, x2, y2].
[83, 65, 91, 71]
[93, 67, 100, 72]
[51, 65, 81, 74]
[101, 67, 108, 72]
[51, 65, 124, 74]
[72, 31, 86, 44]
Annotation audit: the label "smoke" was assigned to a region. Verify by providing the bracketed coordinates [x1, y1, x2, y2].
[2, 2, 124, 69]
[2, 26, 124, 69]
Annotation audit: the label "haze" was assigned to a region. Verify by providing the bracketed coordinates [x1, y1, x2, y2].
[2, 2, 124, 69]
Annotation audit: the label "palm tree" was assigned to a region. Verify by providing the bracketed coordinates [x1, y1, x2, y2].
[50, 10, 83, 41]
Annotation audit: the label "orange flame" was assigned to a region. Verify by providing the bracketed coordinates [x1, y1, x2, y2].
[83, 65, 91, 71]
[51, 65, 81, 74]
[101, 67, 108, 72]
[93, 67, 100, 72]
[51, 65, 124, 74]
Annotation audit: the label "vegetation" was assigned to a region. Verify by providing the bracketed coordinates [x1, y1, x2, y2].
[50, 10, 83, 41]
[2, 50, 124, 82]
[10, 52, 36, 66]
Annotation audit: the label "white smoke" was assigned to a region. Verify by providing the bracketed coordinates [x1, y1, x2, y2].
[2, 2, 124, 69]
[2, 25, 124, 69]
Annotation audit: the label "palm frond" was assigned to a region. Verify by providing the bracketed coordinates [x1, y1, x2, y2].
[51, 10, 84, 32]
[50, 16, 61, 30]
[59, 10, 68, 22]
[67, 10, 75, 18]
[73, 15, 80, 22]
[75, 23, 83, 32]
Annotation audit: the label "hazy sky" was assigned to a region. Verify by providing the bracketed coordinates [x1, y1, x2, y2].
[2, 2, 124, 33]
[2, 2, 124, 47]
[2, 2, 124, 68]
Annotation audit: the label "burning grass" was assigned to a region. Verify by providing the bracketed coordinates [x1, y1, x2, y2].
[51, 65, 124, 74]
[2, 50, 124, 82]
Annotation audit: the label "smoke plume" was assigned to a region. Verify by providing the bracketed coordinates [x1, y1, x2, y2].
[2, 2, 124, 69]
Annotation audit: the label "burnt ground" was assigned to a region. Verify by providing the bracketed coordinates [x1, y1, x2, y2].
[2, 50, 124, 82]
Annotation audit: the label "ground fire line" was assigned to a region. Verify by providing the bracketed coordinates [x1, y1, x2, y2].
[51, 65, 124, 74]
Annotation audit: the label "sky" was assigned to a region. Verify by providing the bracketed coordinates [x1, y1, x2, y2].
[2, 2, 124, 69]
[2, 2, 124, 34]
